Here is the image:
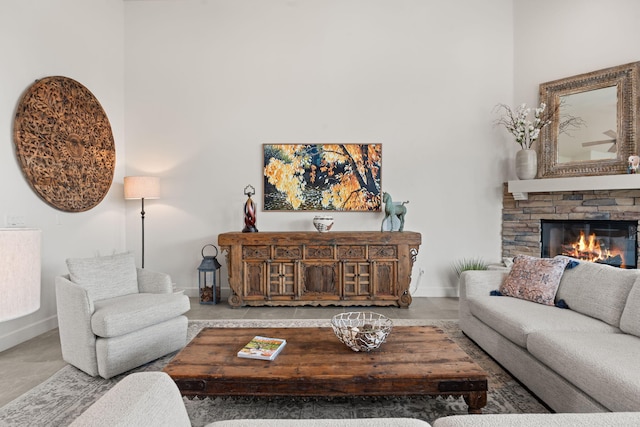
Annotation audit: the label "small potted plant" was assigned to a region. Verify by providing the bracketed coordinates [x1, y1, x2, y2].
[452, 257, 489, 278]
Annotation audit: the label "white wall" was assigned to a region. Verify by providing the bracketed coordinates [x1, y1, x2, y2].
[0, 0, 126, 351]
[123, 0, 514, 298]
[514, 0, 640, 107]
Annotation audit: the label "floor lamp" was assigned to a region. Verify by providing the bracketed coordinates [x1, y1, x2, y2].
[124, 176, 160, 268]
[0, 228, 41, 322]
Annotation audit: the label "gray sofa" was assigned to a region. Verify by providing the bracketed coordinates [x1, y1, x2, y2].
[70, 372, 640, 426]
[459, 258, 640, 413]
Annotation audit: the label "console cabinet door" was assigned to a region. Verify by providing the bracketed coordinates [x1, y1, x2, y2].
[243, 261, 266, 299]
[342, 262, 371, 297]
[299, 261, 340, 299]
[372, 261, 397, 298]
[267, 261, 296, 298]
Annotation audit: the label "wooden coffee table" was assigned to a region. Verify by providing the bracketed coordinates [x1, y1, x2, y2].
[163, 326, 488, 414]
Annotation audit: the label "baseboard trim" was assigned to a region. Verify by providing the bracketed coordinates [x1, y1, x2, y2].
[180, 286, 198, 298]
[0, 315, 58, 353]
[417, 287, 460, 298]
[179, 286, 231, 299]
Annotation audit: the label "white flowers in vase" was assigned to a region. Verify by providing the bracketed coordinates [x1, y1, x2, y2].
[494, 102, 553, 150]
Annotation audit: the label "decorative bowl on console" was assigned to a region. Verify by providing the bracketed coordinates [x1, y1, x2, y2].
[331, 311, 392, 352]
[313, 215, 334, 232]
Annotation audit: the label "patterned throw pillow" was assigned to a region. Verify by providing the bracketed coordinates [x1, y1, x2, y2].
[499, 255, 571, 306]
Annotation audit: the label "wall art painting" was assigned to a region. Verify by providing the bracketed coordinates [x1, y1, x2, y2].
[263, 144, 381, 211]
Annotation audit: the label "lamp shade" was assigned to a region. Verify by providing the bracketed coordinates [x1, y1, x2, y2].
[0, 228, 41, 322]
[124, 176, 160, 200]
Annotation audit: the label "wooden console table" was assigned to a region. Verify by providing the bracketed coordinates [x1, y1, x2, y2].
[217, 231, 421, 308]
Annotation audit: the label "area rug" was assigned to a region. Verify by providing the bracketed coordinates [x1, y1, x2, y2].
[0, 319, 549, 426]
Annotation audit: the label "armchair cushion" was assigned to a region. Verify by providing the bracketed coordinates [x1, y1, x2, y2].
[66, 252, 138, 301]
[92, 293, 190, 338]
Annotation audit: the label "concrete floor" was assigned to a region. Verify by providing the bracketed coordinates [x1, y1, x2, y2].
[0, 296, 459, 407]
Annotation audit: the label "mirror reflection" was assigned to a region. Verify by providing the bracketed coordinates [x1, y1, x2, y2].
[557, 86, 618, 163]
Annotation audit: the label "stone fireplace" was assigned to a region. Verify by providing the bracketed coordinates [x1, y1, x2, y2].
[502, 183, 640, 269]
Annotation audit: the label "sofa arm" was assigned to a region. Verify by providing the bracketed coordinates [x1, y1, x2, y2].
[55, 275, 99, 376]
[137, 268, 173, 293]
[70, 372, 191, 427]
[459, 270, 508, 300]
[458, 270, 508, 324]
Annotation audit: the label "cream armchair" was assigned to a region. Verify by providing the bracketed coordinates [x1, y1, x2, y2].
[55, 252, 190, 379]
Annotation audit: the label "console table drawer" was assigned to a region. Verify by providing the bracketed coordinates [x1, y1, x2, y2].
[305, 245, 335, 259]
[337, 245, 367, 259]
[242, 246, 270, 259]
[369, 245, 397, 259]
[273, 246, 302, 259]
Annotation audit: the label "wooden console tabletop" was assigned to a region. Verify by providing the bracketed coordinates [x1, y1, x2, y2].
[163, 326, 488, 414]
[218, 231, 422, 308]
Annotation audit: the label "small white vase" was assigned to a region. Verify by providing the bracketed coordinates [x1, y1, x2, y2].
[515, 149, 537, 180]
[313, 216, 334, 232]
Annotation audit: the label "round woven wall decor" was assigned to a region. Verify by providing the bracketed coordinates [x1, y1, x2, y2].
[13, 76, 115, 212]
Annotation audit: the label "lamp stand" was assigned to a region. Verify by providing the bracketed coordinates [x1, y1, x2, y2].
[124, 176, 159, 269]
[140, 197, 146, 268]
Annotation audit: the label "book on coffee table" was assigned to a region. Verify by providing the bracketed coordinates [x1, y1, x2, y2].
[237, 336, 287, 360]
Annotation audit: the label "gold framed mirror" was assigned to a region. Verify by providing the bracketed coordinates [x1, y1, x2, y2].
[538, 62, 640, 178]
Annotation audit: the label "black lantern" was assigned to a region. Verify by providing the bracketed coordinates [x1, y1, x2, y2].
[198, 244, 222, 304]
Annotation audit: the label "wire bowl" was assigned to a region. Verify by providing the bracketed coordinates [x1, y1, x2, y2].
[331, 312, 393, 352]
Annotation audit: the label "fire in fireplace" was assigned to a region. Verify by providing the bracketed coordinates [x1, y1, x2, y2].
[541, 219, 638, 269]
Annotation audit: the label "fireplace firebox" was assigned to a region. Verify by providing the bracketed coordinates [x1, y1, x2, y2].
[541, 220, 638, 269]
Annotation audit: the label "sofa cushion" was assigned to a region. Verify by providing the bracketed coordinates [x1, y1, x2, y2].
[527, 331, 640, 412]
[619, 278, 640, 337]
[468, 296, 619, 348]
[67, 252, 139, 301]
[432, 412, 640, 427]
[499, 255, 569, 306]
[92, 293, 190, 338]
[208, 420, 431, 427]
[555, 260, 639, 327]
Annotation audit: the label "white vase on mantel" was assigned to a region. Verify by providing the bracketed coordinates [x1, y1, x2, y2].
[515, 149, 537, 180]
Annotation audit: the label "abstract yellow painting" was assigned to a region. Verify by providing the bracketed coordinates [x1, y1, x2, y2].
[263, 144, 382, 211]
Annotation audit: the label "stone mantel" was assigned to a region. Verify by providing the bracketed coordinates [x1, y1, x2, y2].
[508, 174, 640, 200]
